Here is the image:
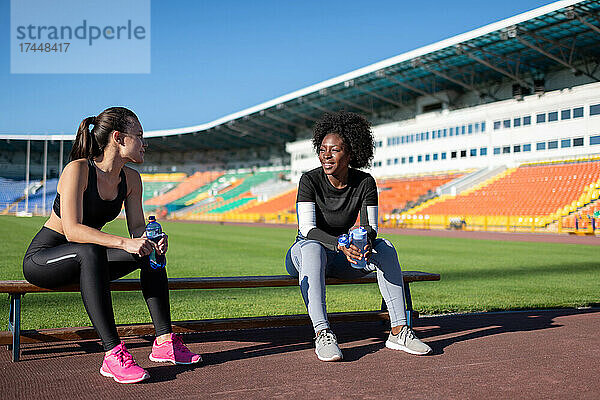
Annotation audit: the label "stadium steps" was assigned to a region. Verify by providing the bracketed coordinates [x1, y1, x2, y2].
[436, 167, 503, 196]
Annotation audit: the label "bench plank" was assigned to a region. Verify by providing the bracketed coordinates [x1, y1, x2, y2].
[0, 271, 439, 293]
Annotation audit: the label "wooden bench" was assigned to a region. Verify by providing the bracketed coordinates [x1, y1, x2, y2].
[1, 271, 440, 362]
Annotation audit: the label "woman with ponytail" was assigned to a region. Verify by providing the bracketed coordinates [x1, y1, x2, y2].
[22, 107, 200, 384]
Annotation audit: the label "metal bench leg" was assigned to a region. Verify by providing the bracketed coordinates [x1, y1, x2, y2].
[8, 294, 21, 362]
[404, 283, 414, 328]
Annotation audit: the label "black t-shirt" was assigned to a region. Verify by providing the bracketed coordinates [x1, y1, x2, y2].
[296, 167, 378, 250]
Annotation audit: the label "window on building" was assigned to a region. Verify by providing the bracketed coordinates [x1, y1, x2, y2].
[536, 142, 546, 150]
[475, 122, 480, 133]
[461, 126, 466, 135]
[470, 148, 477, 157]
[394, 158, 399, 164]
[548, 140, 558, 149]
[387, 159, 392, 166]
[409, 156, 414, 163]
[513, 117, 521, 127]
[468, 124, 473, 134]
[502, 146, 510, 154]
[573, 107, 584, 118]
[417, 155, 422, 162]
[523, 116, 531, 125]
[451, 151, 457, 159]
[523, 144, 531, 152]
[387, 138, 392, 146]
[494, 121, 501, 130]
[433, 153, 438, 160]
[441, 152, 447, 160]
[493, 147, 501, 155]
[442, 128, 446, 137]
[438, 129, 443, 138]
[460, 150, 467, 158]
[480, 147, 487, 156]
[449, 127, 454, 136]
[548, 111, 558, 122]
[401, 157, 406, 164]
[425, 154, 430, 161]
[503, 119, 511, 128]
[561, 109, 571, 120]
[481, 121, 486, 132]
[590, 135, 600, 145]
[573, 137, 584, 147]
[513, 145, 521, 153]
[536, 113, 546, 123]
[590, 104, 600, 116]
[561, 139, 571, 148]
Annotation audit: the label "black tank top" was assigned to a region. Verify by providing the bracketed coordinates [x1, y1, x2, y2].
[53, 159, 128, 230]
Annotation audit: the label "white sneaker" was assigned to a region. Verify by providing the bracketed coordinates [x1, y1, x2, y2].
[315, 329, 343, 361]
[385, 326, 432, 355]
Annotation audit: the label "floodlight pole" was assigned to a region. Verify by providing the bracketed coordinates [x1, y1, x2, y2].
[25, 140, 30, 214]
[42, 139, 47, 216]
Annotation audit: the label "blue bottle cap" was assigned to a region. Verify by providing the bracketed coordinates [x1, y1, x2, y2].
[337, 234, 349, 248]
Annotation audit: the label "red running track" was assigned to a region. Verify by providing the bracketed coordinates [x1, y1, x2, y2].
[1, 309, 599, 399]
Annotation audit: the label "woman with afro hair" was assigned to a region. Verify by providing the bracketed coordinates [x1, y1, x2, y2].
[285, 111, 432, 361]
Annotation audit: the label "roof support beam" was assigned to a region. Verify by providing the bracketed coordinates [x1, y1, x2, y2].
[217, 124, 265, 147]
[346, 81, 406, 108]
[243, 117, 295, 140]
[382, 72, 448, 104]
[260, 110, 307, 130]
[414, 59, 499, 101]
[516, 35, 600, 82]
[281, 106, 318, 122]
[302, 100, 336, 115]
[573, 12, 600, 35]
[455, 44, 532, 89]
[228, 121, 286, 144]
[192, 131, 230, 149]
[326, 92, 372, 113]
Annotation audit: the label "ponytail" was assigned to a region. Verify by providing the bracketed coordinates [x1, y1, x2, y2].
[69, 107, 139, 161]
[70, 116, 99, 161]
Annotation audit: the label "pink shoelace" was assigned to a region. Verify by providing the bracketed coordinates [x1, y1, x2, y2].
[114, 346, 136, 367]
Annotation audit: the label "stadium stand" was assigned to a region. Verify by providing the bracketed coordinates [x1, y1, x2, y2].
[378, 173, 464, 216]
[0, 178, 29, 206]
[144, 171, 224, 208]
[403, 159, 600, 230]
[242, 188, 297, 214]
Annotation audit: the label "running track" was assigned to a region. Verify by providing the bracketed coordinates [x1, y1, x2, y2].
[1, 309, 599, 399]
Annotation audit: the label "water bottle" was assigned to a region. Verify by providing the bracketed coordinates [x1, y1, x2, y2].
[349, 227, 368, 269]
[146, 216, 166, 269]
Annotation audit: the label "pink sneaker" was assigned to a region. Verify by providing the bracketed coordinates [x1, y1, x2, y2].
[100, 342, 150, 384]
[149, 333, 202, 365]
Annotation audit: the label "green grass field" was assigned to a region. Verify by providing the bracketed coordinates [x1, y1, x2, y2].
[1, 215, 598, 330]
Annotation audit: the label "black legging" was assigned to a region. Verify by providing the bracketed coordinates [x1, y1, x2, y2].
[23, 227, 172, 351]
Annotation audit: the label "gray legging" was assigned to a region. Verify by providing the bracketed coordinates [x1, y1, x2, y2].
[285, 238, 407, 333]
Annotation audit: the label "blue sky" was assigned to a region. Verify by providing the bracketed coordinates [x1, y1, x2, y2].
[0, 0, 555, 135]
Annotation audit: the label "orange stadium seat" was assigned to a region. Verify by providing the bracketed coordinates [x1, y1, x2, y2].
[243, 189, 297, 214]
[418, 161, 600, 217]
[378, 174, 463, 215]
